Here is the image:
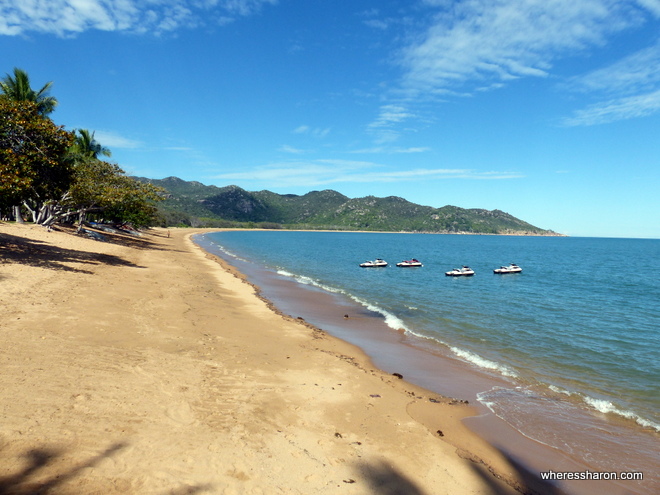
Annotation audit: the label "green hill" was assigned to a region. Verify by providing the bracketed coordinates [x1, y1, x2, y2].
[137, 176, 559, 235]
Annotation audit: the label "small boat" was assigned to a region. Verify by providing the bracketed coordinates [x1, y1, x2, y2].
[445, 266, 475, 276]
[360, 258, 388, 268]
[396, 259, 423, 267]
[494, 263, 522, 274]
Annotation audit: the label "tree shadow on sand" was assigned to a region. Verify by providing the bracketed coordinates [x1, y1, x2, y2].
[0, 442, 213, 494]
[462, 447, 564, 495]
[354, 460, 426, 495]
[0, 233, 146, 274]
[355, 446, 565, 495]
[76, 226, 172, 252]
[0, 442, 127, 494]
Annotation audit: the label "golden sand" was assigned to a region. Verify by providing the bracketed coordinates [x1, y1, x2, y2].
[0, 223, 531, 494]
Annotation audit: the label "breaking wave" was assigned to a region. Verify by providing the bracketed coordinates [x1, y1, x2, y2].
[275, 269, 411, 333]
[449, 347, 518, 378]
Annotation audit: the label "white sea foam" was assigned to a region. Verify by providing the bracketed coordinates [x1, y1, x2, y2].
[275, 269, 412, 332]
[276, 269, 343, 294]
[449, 347, 518, 377]
[347, 294, 411, 332]
[476, 389, 498, 411]
[209, 242, 247, 262]
[548, 385, 573, 396]
[583, 396, 660, 432]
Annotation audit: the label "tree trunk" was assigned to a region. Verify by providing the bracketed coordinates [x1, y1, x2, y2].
[23, 201, 37, 223]
[77, 211, 86, 233]
[13, 205, 24, 223]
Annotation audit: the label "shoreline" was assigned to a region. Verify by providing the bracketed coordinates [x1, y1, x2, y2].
[216, 226, 566, 237]
[195, 229, 657, 495]
[1, 223, 529, 494]
[190, 232, 547, 492]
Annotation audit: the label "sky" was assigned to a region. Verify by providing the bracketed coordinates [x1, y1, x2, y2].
[1, 0, 659, 238]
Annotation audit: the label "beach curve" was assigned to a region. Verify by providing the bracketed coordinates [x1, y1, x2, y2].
[0, 223, 567, 494]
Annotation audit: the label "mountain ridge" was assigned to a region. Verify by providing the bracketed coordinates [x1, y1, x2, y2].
[137, 176, 561, 235]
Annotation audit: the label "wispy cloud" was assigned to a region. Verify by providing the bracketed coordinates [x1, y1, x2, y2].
[292, 125, 330, 138]
[164, 146, 194, 152]
[562, 39, 660, 125]
[367, 104, 417, 143]
[366, 1, 660, 132]
[369, 104, 415, 128]
[278, 145, 305, 154]
[93, 130, 142, 149]
[400, 0, 643, 95]
[636, 0, 660, 17]
[563, 89, 660, 125]
[360, 8, 391, 31]
[0, 0, 278, 36]
[351, 146, 431, 154]
[212, 159, 522, 187]
[567, 39, 660, 95]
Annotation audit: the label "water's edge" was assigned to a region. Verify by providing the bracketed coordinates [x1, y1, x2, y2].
[194, 232, 656, 495]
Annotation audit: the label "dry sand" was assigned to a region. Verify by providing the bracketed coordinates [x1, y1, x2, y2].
[1, 223, 548, 494]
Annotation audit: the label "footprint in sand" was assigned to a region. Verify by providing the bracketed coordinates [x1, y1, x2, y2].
[165, 401, 196, 425]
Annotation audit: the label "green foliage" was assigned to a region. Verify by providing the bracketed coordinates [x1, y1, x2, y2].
[0, 68, 57, 116]
[70, 129, 112, 160]
[68, 159, 164, 228]
[137, 177, 555, 234]
[0, 99, 74, 208]
[0, 68, 164, 229]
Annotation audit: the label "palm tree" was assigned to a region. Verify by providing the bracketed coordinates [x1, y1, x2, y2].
[0, 67, 58, 116]
[72, 129, 112, 159]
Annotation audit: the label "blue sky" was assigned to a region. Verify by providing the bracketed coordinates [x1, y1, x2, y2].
[1, 0, 659, 238]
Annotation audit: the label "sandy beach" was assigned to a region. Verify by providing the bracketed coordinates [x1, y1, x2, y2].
[1, 223, 568, 494]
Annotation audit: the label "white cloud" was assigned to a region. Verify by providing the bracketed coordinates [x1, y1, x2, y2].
[368, 104, 415, 128]
[395, 147, 431, 153]
[212, 159, 522, 187]
[563, 39, 660, 125]
[93, 130, 142, 149]
[563, 89, 660, 125]
[367, 104, 417, 143]
[567, 40, 660, 95]
[351, 146, 431, 154]
[367, 1, 649, 140]
[0, 0, 278, 36]
[278, 145, 305, 154]
[164, 146, 194, 151]
[291, 125, 330, 138]
[400, 0, 644, 95]
[368, 1, 658, 131]
[636, 0, 660, 16]
[360, 7, 393, 30]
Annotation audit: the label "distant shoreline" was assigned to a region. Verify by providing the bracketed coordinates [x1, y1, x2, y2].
[182, 226, 567, 236]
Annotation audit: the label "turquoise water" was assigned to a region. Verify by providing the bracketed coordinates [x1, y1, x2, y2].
[197, 231, 659, 481]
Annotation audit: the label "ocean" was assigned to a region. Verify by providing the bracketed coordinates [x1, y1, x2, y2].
[195, 231, 659, 492]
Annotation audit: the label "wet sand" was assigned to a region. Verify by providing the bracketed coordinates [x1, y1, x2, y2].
[195, 231, 656, 495]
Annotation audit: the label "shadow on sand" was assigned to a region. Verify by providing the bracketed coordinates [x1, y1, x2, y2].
[463, 448, 564, 495]
[355, 459, 425, 494]
[0, 232, 145, 273]
[355, 446, 565, 495]
[0, 442, 213, 495]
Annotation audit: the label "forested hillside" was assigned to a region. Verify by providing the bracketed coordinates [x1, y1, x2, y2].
[138, 177, 558, 235]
